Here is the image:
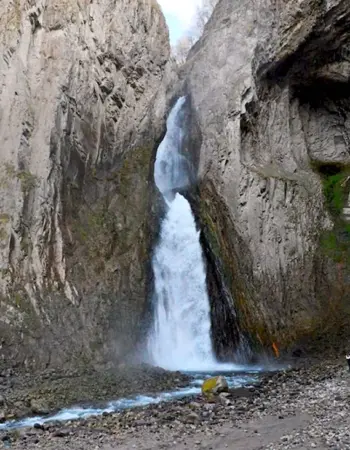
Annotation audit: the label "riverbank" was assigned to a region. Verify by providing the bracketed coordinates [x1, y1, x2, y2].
[1, 358, 348, 449]
[0, 364, 190, 422]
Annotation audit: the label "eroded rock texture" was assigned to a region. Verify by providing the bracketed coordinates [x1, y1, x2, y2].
[0, 0, 170, 369]
[183, 0, 350, 350]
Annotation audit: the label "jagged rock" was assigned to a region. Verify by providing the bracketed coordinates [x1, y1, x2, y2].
[0, 0, 170, 369]
[182, 0, 350, 351]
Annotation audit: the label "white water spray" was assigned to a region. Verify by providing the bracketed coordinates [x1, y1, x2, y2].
[148, 97, 219, 371]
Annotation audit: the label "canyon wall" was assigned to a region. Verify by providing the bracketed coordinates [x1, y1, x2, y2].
[183, 0, 350, 350]
[0, 0, 170, 369]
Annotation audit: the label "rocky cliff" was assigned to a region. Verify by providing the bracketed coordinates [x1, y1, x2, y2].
[182, 0, 350, 351]
[0, 0, 170, 369]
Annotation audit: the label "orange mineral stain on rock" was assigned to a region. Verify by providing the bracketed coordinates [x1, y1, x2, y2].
[272, 342, 280, 358]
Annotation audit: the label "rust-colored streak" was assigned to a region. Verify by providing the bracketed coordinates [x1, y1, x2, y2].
[272, 342, 279, 358]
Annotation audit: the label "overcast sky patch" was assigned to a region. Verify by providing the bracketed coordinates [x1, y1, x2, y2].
[158, 0, 202, 44]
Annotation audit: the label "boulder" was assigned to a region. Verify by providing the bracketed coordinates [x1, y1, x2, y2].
[202, 376, 229, 397]
[30, 398, 50, 416]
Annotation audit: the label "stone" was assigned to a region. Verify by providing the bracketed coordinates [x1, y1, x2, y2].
[214, 376, 229, 394]
[52, 428, 71, 438]
[30, 398, 50, 416]
[0, 410, 6, 423]
[202, 376, 229, 396]
[185, 412, 200, 424]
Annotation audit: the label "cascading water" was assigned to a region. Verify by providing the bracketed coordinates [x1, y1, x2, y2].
[148, 97, 219, 371]
[0, 98, 268, 433]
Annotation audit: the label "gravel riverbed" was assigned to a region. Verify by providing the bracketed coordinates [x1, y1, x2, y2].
[0, 364, 190, 421]
[0, 358, 349, 449]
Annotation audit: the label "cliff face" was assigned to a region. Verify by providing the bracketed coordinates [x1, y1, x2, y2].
[183, 0, 350, 350]
[0, 0, 170, 369]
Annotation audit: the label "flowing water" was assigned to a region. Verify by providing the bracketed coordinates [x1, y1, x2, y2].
[0, 370, 262, 431]
[148, 97, 246, 372]
[148, 97, 216, 371]
[0, 98, 268, 432]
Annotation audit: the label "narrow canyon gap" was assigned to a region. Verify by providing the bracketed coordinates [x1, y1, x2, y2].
[147, 97, 247, 371]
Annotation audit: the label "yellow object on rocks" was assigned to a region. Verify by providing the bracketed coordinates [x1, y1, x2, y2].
[202, 376, 229, 396]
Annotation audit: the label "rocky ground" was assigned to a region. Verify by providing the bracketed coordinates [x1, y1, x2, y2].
[0, 365, 190, 421]
[0, 358, 349, 449]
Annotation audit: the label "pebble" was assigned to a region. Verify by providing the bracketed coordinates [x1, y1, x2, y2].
[1, 361, 349, 449]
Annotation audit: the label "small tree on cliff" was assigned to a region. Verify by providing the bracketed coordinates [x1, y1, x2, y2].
[195, 0, 218, 33]
[172, 0, 218, 64]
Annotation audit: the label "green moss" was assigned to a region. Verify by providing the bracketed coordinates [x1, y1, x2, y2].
[322, 172, 348, 217]
[1, 164, 38, 194]
[13, 293, 22, 308]
[0, 213, 9, 241]
[20, 236, 33, 256]
[17, 171, 38, 194]
[69, 144, 154, 288]
[73, 206, 121, 255]
[199, 186, 269, 347]
[318, 167, 350, 264]
[4, 163, 16, 178]
[0, 213, 10, 224]
[5, 0, 21, 32]
[0, 228, 8, 242]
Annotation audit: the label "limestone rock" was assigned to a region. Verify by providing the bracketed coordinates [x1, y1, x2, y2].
[182, 0, 350, 350]
[0, 0, 170, 369]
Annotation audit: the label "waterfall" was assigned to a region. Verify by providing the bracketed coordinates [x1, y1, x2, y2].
[148, 97, 218, 371]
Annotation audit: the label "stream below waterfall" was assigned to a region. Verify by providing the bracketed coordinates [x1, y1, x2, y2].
[0, 98, 273, 432]
[0, 367, 266, 431]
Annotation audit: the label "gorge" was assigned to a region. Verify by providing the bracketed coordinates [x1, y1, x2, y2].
[147, 96, 217, 371]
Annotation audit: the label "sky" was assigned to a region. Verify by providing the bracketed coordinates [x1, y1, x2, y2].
[157, 0, 202, 44]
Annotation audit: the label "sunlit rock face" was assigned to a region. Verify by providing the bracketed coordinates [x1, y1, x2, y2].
[182, 0, 350, 350]
[0, 0, 170, 370]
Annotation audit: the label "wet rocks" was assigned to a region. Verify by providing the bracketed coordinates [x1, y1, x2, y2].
[201, 376, 229, 397]
[0, 364, 190, 421]
[1, 358, 349, 449]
